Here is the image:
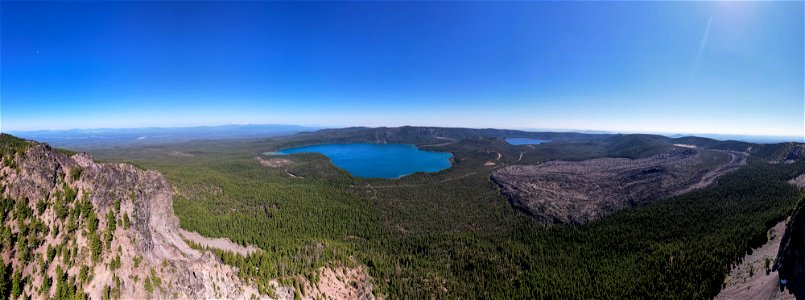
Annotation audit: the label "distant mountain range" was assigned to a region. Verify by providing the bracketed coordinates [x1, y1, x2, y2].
[6, 124, 802, 149]
[521, 128, 803, 144]
[664, 133, 805, 144]
[6, 124, 322, 149]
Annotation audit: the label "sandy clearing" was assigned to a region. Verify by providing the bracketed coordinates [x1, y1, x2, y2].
[256, 156, 292, 168]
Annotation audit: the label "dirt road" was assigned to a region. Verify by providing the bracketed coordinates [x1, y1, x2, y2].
[673, 150, 747, 195]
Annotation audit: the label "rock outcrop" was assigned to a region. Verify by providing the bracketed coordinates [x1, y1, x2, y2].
[0, 136, 376, 299]
[775, 197, 805, 298]
[1, 141, 263, 299]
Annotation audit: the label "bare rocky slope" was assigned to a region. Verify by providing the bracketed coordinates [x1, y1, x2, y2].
[774, 195, 805, 299]
[0, 137, 373, 299]
[716, 221, 793, 300]
[491, 147, 746, 224]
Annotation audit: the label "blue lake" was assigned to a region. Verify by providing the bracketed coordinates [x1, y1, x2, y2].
[505, 138, 551, 145]
[275, 143, 453, 179]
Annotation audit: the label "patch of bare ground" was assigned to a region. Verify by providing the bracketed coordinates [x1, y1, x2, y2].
[716, 221, 793, 300]
[294, 263, 375, 300]
[168, 150, 194, 157]
[419, 136, 458, 147]
[788, 173, 805, 189]
[180, 229, 262, 256]
[257, 155, 293, 168]
[256, 156, 302, 178]
[491, 148, 745, 224]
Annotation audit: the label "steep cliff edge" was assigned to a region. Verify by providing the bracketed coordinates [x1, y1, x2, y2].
[0, 135, 375, 299]
[0, 136, 263, 299]
[775, 196, 805, 299]
[716, 221, 793, 300]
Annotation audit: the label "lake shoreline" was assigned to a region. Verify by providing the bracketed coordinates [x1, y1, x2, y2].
[273, 143, 453, 179]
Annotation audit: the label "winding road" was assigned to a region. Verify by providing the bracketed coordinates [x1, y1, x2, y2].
[672, 150, 748, 196]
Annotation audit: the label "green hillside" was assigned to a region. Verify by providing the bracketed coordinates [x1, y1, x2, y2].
[84, 128, 805, 298]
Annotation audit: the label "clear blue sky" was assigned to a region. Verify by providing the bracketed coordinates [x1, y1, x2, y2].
[2, 1, 803, 137]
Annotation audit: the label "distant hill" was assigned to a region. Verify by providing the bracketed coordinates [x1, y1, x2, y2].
[9, 124, 803, 162]
[672, 133, 805, 144]
[276, 126, 804, 163]
[7, 124, 321, 149]
[277, 126, 611, 147]
[603, 134, 675, 158]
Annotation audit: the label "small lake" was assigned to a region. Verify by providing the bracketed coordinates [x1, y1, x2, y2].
[275, 143, 453, 179]
[505, 138, 551, 145]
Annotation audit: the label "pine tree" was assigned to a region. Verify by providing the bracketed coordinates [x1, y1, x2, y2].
[91, 233, 102, 262]
[0, 257, 8, 299]
[11, 270, 21, 299]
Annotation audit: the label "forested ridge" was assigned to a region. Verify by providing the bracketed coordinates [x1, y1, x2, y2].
[85, 129, 805, 298]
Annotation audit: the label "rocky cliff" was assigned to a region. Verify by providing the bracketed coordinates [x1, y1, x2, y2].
[0, 135, 376, 299]
[0, 136, 263, 299]
[775, 196, 805, 299]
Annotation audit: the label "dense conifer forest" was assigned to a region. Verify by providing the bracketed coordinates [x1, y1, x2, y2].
[86, 130, 805, 298]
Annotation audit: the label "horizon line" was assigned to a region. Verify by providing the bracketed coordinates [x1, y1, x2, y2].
[3, 123, 803, 140]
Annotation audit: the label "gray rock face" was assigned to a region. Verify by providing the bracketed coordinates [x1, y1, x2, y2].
[1, 142, 263, 299]
[10, 144, 71, 203]
[775, 198, 805, 298]
[1, 137, 377, 299]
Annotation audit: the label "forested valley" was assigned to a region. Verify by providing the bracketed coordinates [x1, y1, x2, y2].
[86, 129, 805, 298]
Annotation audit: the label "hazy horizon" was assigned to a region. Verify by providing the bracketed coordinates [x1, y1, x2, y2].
[3, 121, 804, 139]
[2, 1, 803, 137]
[4, 123, 803, 144]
